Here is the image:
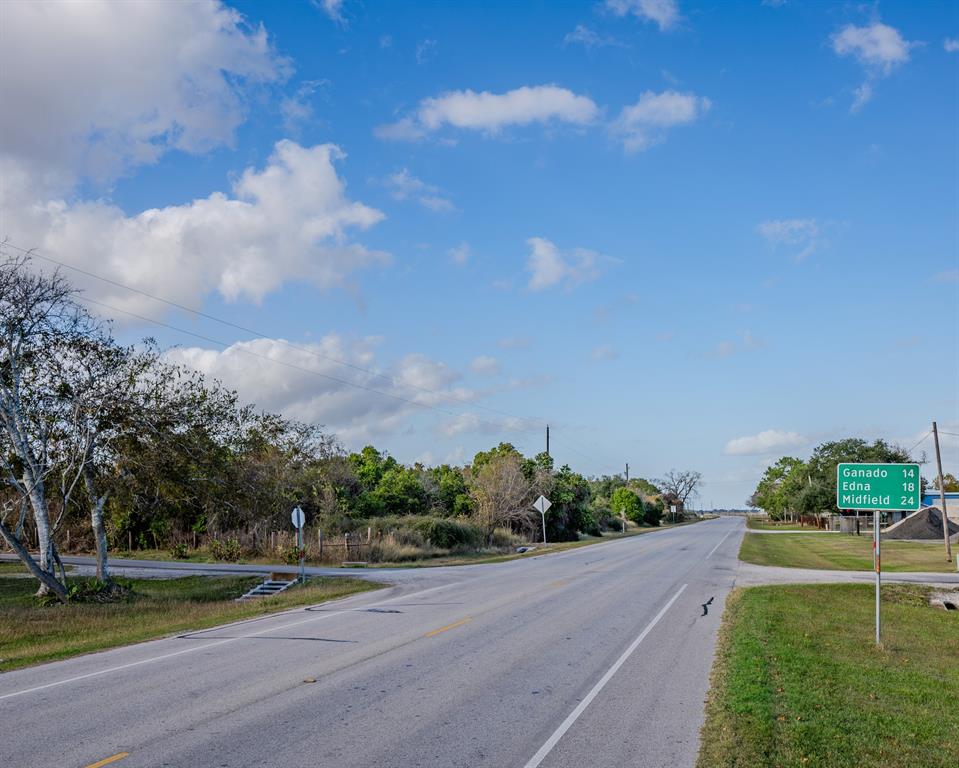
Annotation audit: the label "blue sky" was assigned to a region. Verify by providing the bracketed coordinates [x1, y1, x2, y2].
[1, 0, 957, 507]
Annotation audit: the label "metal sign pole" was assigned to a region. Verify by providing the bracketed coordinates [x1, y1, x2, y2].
[874, 510, 881, 646]
[298, 524, 305, 584]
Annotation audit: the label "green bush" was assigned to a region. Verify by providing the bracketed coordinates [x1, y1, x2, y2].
[364, 515, 484, 550]
[208, 537, 241, 562]
[169, 542, 189, 559]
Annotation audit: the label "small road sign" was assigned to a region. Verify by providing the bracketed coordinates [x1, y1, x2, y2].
[836, 463, 922, 512]
[291, 506, 305, 529]
[532, 495, 551, 545]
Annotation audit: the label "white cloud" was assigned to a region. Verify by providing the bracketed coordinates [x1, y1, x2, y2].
[167, 336, 474, 444]
[716, 341, 735, 358]
[605, 0, 679, 31]
[525, 237, 608, 291]
[437, 412, 533, 438]
[757, 218, 819, 261]
[0, 0, 288, 185]
[563, 25, 620, 49]
[381, 169, 454, 212]
[416, 39, 437, 65]
[449, 242, 471, 266]
[470, 355, 501, 376]
[591, 344, 619, 361]
[375, 85, 599, 140]
[934, 269, 959, 284]
[831, 22, 914, 111]
[725, 430, 807, 456]
[945, 38, 959, 53]
[4, 141, 387, 312]
[613, 90, 711, 152]
[315, 0, 345, 24]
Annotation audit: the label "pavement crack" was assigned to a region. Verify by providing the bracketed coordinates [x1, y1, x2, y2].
[701, 596, 714, 616]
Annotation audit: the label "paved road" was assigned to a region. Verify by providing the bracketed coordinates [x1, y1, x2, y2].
[1, 518, 744, 768]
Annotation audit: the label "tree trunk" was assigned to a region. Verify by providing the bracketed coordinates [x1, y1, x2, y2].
[83, 465, 111, 582]
[26, 478, 56, 595]
[0, 517, 69, 603]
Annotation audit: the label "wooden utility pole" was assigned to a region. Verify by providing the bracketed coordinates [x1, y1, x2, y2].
[546, 425, 550, 457]
[932, 421, 952, 562]
[624, 463, 630, 533]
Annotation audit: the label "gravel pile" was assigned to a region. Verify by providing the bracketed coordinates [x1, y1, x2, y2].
[883, 507, 959, 541]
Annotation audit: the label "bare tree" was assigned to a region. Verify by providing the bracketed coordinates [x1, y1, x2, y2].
[468, 452, 533, 545]
[657, 469, 702, 509]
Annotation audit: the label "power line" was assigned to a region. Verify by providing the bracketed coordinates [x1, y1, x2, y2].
[4, 239, 635, 475]
[907, 430, 932, 456]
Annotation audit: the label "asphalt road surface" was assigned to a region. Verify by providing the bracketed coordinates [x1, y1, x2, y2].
[1, 518, 752, 767]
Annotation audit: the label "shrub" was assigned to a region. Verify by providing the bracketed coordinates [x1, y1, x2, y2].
[169, 542, 189, 559]
[208, 537, 241, 562]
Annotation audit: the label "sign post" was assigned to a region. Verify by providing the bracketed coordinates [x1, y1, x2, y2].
[836, 463, 920, 646]
[291, 505, 306, 584]
[533, 495, 551, 545]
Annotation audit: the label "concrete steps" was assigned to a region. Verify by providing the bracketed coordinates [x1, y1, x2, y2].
[236, 578, 297, 601]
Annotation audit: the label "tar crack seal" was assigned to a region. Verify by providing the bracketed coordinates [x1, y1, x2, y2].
[701, 597, 714, 617]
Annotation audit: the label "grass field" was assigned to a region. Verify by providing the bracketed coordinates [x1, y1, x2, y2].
[0, 574, 379, 672]
[739, 532, 956, 572]
[697, 584, 959, 768]
[746, 517, 823, 531]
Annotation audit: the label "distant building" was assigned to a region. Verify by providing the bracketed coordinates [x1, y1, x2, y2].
[921, 490, 959, 522]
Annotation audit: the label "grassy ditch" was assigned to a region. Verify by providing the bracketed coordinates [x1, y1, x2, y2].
[746, 517, 822, 531]
[739, 532, 955, 572]
[0, 574, 379, 672]
[697, 584, 959, 768]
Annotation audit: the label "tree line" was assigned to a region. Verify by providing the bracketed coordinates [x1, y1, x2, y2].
[746, 437, 959, 521]
[1, 255, 700, 602]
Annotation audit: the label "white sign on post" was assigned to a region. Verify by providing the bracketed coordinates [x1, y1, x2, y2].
[291, 506, 305, 529]
[533, 495, 551, 545]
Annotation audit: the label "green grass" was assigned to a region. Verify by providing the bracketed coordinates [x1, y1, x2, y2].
[0, 561, 27, 573]
[697, 584, 959, 768]
[746, 517, 822, 531]
[739, 532, 956, 572]
[0, 574, 379, 672]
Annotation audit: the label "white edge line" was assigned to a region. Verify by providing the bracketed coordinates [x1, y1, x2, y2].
[705, 528, 735, 560]
[522, 583, 688, 768]
[0, 580, 460, 702]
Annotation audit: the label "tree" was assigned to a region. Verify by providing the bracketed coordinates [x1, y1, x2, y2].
[934, 473, 959, 492]
[0, 254, 102, 601]
[611, 487, 641, 527]
[468, 452, 532, 545]
[657, 469, 702, 509]
[546, 465, 591, 541]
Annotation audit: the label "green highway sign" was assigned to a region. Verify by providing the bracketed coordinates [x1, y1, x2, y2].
[836, 463, 922, 512]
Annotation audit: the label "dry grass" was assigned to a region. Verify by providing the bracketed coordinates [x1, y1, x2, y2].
[0, 574, 379, 671]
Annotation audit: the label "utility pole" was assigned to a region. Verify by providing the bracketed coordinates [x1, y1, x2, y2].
[623, 463, 629, 533]
[546, 424, 550, 457]
[932, 421, 953, 562]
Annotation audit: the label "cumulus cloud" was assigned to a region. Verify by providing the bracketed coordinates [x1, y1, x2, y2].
[0, 0, 288, 185]
[375, 85, 599, 140]
[757, 218, 819, 261]
[381, 169, 454, 212]
[945, 38, 959, 53]
[167, 336, 475, 444]
[525, 237, 609, 291]
[831, 21, 914, 111]
[4, 141, 387, 312]
[612, 90, 711, 152]
[470, 355, 501, 376]
[605, 0, 680, 31]
[725, 430, 807, 456]
[314, 0, 345, 24]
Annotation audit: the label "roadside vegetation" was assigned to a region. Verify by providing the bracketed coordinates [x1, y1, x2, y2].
[1, 255, 703, 601]
[739, 532, 955, 572]
[745, 517, 821, 531]
[698, 584, 959, 768]
[0, 574, 378, 671]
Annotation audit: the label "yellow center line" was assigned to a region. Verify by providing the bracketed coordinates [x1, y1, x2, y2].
[424, 617, 471, 637]
[84, 753, 130, 768]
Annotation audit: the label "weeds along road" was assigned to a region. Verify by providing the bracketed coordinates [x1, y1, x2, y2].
[0, 517, 744, 768]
